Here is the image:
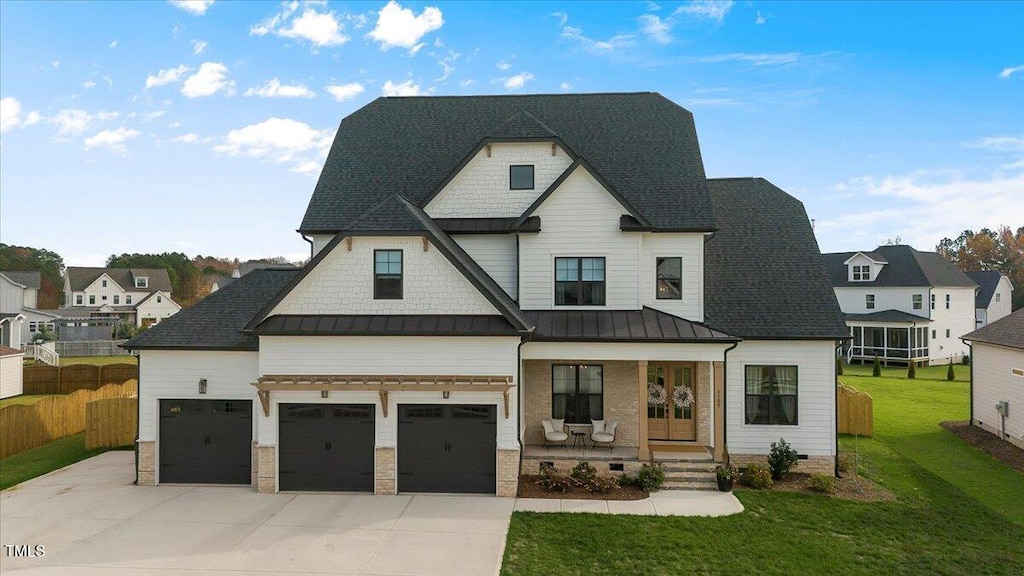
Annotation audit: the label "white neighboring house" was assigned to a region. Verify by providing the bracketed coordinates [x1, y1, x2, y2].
[0, 345, 25, 399]
[124, 93, 848, 496]
[962, 310, 1024, 449]
[0, 271, 59, 345]
[62, 267, 181, 328]
[966, 271, 1014, 328]
[823, 245, 979, 366]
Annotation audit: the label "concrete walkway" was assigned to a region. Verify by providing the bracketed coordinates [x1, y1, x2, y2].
[514, 490, 744, 516]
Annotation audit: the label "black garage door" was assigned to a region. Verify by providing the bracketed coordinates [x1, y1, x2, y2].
[159, 399, 252, 484]
[279, 404, 375, 492]
[398, 404, 496, 494]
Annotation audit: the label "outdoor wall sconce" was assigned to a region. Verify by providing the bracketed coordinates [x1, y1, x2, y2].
[198, 379, 207, 394]
[321, 390, 329, 398]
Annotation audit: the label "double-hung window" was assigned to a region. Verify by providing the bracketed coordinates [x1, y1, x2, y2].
[551, 364, 603, 424]
[931, 294, 935, 310]
[113, 295, 120, 304]
[744, 365, 798, 425]
[75, 294, 83, 305]
[126, 295, 132, 305]
[865, 294, 875, 310]
[945, 294, 950, 309]
[374, 250, 403, 299]
[89, 295, 96, 305]
[912, 294, 922, 310]
[656, 257, 682, 300]
[555, 257, 605, 305]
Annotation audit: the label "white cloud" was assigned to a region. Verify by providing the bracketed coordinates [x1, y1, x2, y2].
[145, 64, 190, 89]
[325, 82, 365, 101]
[674, 0, 733, 23]
[49, 109, 120, 139]
[552, 11, 568, 26]
[562, 26, 635, 54]
[381, 79, 424, 96]
[168, 121, 183, 128]
[84, 127, 141, 152]
[998, 65, 1024, 79]
[638, 14, 672, 44]
[181, 62, 235, 98]
[691, 52, 801, 66]
[560, 82, 573, 91]
[82, 80, 98, 89]
[755, 11, 767, 25]
[245, 78, 315, 98]
[496, 58, 513, 71]
[24, 111, 41, 126]
[437, 50, 459, 81]
[964, 136, 1024, 153]
[214, 117, 332, 173]
[51, 60, 60, 68]
[169, 0, 214, 16]
[1, 97, 23, 133]
[500, 72, 534, 91]
[251, 2, 349, 49]
[367, 1, 443, 52]
[170, 133, 199, 143]
[191, 39, 207, 54]
[459, 79, 475, 87]
[637, 1, 734, 44]
[109, 40, 119, 48]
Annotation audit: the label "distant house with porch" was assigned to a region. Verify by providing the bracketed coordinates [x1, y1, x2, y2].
[966, 271, 1014, 328]
[61, 267, 182, 328]
[823, 245, 978, 365]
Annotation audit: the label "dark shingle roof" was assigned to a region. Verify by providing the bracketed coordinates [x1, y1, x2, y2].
[237, 261, 298, 276]
[526, 308, 738, 343]
[963, 309, 1024, 350]
[705, 178, 848, 339]
[255, 315, 519, 336]
[66, 267, 173, 293]
[844, 310, 932, 323]
[1, 271, 41, 289]
[301, 93, 713, 233]
[123, 269, 299, 350]
[966, 271, 1008, 308]
[0, 345, 23, 357]
[823, 245, 977, 288]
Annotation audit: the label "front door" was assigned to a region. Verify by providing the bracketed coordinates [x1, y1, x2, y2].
[646, 363, 696, 441]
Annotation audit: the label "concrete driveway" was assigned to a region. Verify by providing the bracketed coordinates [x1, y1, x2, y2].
[0, 452, 513, 575]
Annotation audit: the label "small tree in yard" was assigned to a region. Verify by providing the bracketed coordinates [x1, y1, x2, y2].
[947, 358, 955, 381]
[907, 361, 916, 379]
[872, 356, 882, 377]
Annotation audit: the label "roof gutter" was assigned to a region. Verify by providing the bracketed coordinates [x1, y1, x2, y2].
[961, 338, 974, 426]
[834, 340, 842, 479]
[300, 233, 314, 261]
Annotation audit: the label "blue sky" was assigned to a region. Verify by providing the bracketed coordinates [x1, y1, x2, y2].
[1, 0, 1021, 266]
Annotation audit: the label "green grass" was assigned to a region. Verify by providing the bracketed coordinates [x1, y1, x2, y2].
[0, 434, 114, 491]
[0, 394, 64, 408]
[842, 361, 970, 382]
[502, 372, 1023, 575]
[59, 355, 137, 366]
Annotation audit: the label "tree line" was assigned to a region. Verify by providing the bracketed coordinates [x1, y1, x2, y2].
[937, 226, 1024, 311]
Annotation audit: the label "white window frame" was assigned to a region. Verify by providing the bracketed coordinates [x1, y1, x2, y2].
[135, 277, 148, 289]
[852, 265, 871, 281]
[865, 294, 875, 310]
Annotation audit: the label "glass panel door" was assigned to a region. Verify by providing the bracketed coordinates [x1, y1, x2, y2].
[668, 365, 696, 440]
[647, 364, 669, 439]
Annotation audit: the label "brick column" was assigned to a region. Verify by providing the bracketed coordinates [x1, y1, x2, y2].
[497, 448, 520, 497]
[137, 440, 155, 486]
[638, 360, 649, 460]
[375, 447, 396, 495]
[256, 445, 276, 493]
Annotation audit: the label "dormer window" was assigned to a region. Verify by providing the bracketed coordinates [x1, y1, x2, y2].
[135, 277, 148, 288]
[510, 165, 535, 190]
[852, 265, 871, 281]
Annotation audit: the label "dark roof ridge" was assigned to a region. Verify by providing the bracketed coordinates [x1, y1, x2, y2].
[377, 91, 659, 99]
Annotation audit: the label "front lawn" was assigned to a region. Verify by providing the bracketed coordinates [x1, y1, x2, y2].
[0, 434, 117, 491]
[502, 373, 1023, 575]
[841, 360, 970, 381]
[59, 355, 137, 366]
[0, 394, 64, 408]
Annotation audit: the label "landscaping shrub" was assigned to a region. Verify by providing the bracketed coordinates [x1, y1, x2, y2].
[617, 473, 637, 487]
[836, 356, 844, 375]
[586, 475, 620, 494]
[872, 356, 882, 377]
[570, 461, 597, 487]
[636, 463, 666, 491]
[808, 473, 838, 494]
[907, 361, 916, 379]
[961, 355, 971, 365]
[741, 464, 773, 489]
[768, 438, 799, 480]
[537, 465, 573, 493]
[947, 359, 955, 381]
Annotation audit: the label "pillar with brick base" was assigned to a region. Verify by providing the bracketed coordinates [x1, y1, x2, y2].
[497, 448, 520, 497]
[375, 447, 396, 494]
[137, 440, 156, 486]
[256, 445, 276, 493]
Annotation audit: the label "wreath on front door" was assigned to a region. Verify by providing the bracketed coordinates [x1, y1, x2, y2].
[673, 385, 695, 409]
[647, 383, 667, 405]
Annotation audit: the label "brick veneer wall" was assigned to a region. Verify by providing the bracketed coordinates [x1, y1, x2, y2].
[256, 445, 276, 493]
[696, 362, 711, 446]
[730, 453, 835, 476]
[375, 447, 396, 495]
[137, 440, 155, 486]
[521, 457, 645, 476]
[497, 449, 520, 497]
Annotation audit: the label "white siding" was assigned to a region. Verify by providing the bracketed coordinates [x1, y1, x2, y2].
[984, 277, 1014, 325]
[272, 236, 499, 316]
[137, 350, 260, 442]
[927, 286, 975, 364]
[136, 292, 182, 327]
[519, 166, 639, 309]
[844, 253, 886, 283]
[834, 286, 928, 316]
[727, 340, 837, 457]
[971, 342, 1024, 444]
[0, 353, 24, 399]
[257, 336, 520, 449]
[310, 234, 334, 258]
[425, 142, 573, 218]
[0, 275, 24, 312]
[639, 233, 704, 321]
[453, 234, 518, 299]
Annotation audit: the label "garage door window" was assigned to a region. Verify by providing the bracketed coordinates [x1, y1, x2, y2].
[551, 364, 603, 424]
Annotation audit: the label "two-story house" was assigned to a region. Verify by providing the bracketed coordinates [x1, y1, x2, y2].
[62, 267, 182, 328]
[966, 271, 1014, 328]
[823, 245, 978, 366]
[0, 271, 61, 345]
[124, 93, 847, 497]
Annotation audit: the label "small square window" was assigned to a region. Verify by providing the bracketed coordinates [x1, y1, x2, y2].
[510, 165, 535, 190]
[157, 296, 162, 303]
[135, 277, 148, 288]
[102, 295, 107, 301]
[374, 250, 403, 299]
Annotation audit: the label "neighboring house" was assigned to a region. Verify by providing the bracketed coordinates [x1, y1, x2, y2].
[124, 93, 847, 497]
[967, 271, 1014, 328]
[62, 267, 182, 328]
[0, 345, 25, 399]
[823, 245, 978, 366]
[0, 313, 25, 348]
[962, 309, 1024, 449]
[0, 271, 57, 345]
[211, 261, 298, 293]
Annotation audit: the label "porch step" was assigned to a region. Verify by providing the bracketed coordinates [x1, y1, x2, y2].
[661, 463, 717, 474]
[662, 478, 718, 491]
[650, 450, 714, 463]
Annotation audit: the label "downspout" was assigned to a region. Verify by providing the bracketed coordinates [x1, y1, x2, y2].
[722, 341, 739, 464]
[300, 233, 314, 261]
[133, 350, 141, 485]
[834, 341, 842, 479]
[962, 339, 973, 426]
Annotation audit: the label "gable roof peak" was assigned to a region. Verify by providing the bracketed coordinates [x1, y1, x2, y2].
[488, 110, 559, 140]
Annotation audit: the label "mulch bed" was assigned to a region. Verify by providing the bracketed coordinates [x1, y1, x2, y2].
[517, 475, 649, 500]
[739, 471, 895, 502]
[940, 421, 1024, 473]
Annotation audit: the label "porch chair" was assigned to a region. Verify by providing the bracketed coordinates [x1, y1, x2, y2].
[590, 419, 618, 452]
[541, 419, 568, 450]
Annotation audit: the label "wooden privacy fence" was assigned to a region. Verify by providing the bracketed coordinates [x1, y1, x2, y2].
[85, 397, 138, 450]
[838, 382, 873, 437]
[22, 363, 138, 395]
[0, 380, 137, 458]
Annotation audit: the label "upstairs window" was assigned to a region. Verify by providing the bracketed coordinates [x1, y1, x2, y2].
[931, 294, 935, 310]
[852, 265, 871, 281]
[126, 295, 133, 305]
[996, 293, 1001, 302]
[135, 277, 148, 288]
[75, 294, 83, 305]
[866, 294, 875, 310]
[555, 257, 605, 306]
[913, 294, 922, 310]
[89, 295, 95, 305]
[945, 294, 950, 309]
[157, 296, 162, 303]
[510, 165, 535, 190]
[102, 280, 107, 287]
[374, 250, 403, 300]
[656, 257, 682, 300]
[113, 295, 120, 305]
